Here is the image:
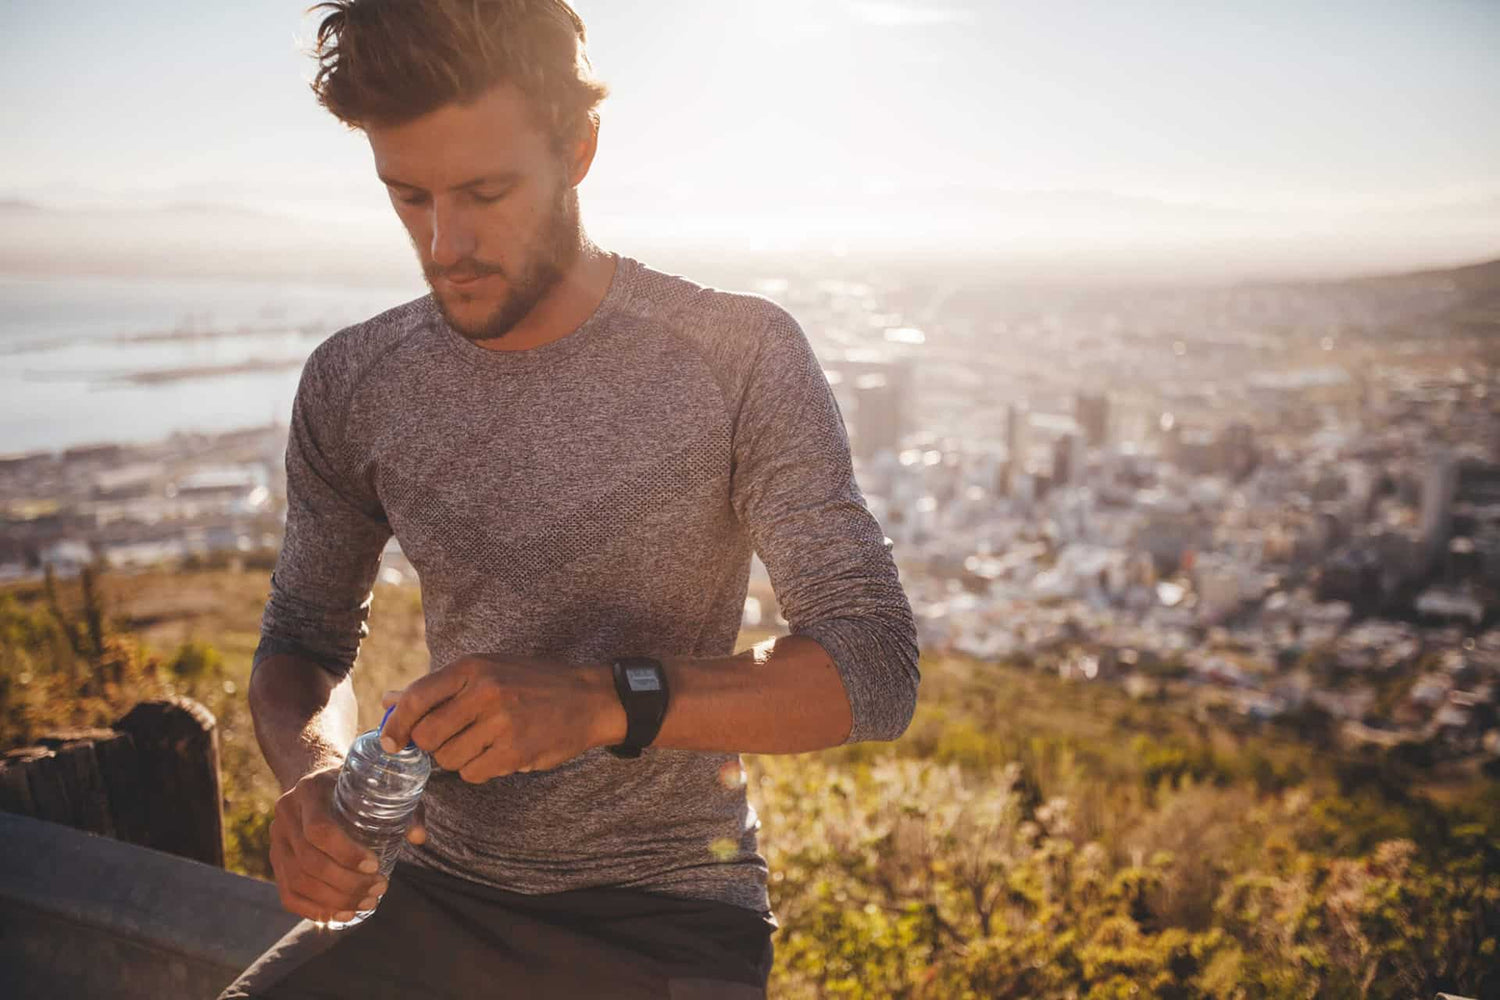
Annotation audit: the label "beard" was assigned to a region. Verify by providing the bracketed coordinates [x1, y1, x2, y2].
[423, 180, 582, 344]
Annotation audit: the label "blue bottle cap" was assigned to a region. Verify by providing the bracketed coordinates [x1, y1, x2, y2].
[379, 704, 417, 750]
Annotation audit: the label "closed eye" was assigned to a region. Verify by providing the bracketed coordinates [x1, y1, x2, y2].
[468, 187, 513, 205]
[385, 182, 515, 207]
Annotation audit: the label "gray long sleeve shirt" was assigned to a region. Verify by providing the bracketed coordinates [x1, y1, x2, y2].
[254, 253, 920, 913]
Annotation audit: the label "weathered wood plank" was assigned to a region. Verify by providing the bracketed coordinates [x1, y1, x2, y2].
[31, 729, 151, 845]
[33, 730, 121, 838]
[36, 727, 119, 746]
[21, 748, 74, 826]
[54, 740, 115, 837]
[0, 749, 41, 815]
[0, 697, 223, 866]
[92, 730, 149, 847]
[115, 697, 225, 867]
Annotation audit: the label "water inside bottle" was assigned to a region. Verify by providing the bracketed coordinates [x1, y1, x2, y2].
[316, 708, 432, 930]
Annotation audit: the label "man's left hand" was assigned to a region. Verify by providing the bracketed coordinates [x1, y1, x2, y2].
[379, 655, 621, 783]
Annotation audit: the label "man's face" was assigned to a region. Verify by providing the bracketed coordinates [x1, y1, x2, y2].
[366, 84, 584, 343]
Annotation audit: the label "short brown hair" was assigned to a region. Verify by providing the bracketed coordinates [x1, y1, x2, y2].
[309, 0, 609, 147]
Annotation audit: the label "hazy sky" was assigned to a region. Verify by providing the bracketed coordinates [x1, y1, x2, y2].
[2, 0, 1497, 265]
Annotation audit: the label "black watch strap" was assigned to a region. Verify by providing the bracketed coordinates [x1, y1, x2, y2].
[607, 657, 669, 759]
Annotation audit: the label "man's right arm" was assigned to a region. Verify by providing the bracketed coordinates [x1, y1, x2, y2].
[254, 338, 393, 788]
[249, 652, 359, 793]
[252, 343, 402, 919]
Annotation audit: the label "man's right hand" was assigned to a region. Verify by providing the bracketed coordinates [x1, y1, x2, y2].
[269, 766, 391, 924]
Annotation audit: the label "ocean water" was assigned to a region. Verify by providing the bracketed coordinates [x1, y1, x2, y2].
[0, 273, 424, 454]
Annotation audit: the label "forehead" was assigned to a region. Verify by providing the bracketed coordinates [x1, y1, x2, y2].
[366, 83, 555, 187]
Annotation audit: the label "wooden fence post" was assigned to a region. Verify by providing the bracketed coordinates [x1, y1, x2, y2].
[115, 696, 225, 867]
[31, 728, 122, 837]
[0, 696, 223, 868]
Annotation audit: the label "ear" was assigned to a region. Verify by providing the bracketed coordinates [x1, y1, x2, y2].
[565, 116, 600, 188]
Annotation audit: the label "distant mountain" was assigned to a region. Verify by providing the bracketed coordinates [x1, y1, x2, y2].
[1341, 256, 1500, 335]
[152, 201, 277, 219]
[0, 199, 278, 219]
[1364, 256, 1500, 291]
[0, 194, 1497, 287]
[0, 200, 413, 285]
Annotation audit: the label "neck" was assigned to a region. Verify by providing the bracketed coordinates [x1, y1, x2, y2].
[470, 238, 617, 353]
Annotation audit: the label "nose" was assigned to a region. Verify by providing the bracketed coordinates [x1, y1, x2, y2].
[429, 200, 478, 270]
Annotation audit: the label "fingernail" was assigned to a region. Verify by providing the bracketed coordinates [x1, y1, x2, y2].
[336, 910, 355, 921]
[372, 880, 389, 895]
[359, 896, 378, 910]
[381, 736, 398, 753]
[358, 858, 378, 874]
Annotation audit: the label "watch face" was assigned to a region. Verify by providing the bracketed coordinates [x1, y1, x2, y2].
[625, 666, 662, 692]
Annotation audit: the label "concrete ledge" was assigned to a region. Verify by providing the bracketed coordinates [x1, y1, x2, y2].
[0, 810, 297, 999]
[1, 809, 1483, 999]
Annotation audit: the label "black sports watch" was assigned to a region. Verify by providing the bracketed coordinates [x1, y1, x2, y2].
[606, 657, 670, 759]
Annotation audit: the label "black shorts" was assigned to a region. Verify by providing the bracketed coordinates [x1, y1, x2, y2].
[217, 861, 777, 999]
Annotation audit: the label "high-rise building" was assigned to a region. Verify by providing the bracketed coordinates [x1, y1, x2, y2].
[1457, 458, 1500, 506]
[1223, 422, 1258, 482]
[1052, 433, 1078, 487]
[1075, 393, 1110, 448]
[1419, 453, 1458, 576]
[832, 357, 915, 463]
[1004, 403, 1028, 488]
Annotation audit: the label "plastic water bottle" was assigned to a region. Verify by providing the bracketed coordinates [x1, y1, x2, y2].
[319, 705, 432, 929]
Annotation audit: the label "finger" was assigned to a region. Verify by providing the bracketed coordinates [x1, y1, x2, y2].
[523, 746, 577, 773]
[406, 799, 428, 845]
[272, 839, 378, 915]
[302, 812, 380, 875]
[382, 665, 471, 753]
[457, 740, 521, 784]
[290, 829, 384, 901]
[297, 837, 384, 897]
[289, 860, 368, 913]
[280, 881, 349, 923]
[381, 688, 403, 711]
[430, 715, 504, 773]
[274, 804, 360, 905]
[411, 690, 486, 759]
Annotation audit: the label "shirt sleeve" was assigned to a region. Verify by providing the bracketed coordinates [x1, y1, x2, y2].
[728, 304, 920, 744]
[254, 346, 392, 680]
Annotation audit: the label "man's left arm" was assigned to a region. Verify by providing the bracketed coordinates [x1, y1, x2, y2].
[381, 306, 919, 770]
[594, 305, 921, 755]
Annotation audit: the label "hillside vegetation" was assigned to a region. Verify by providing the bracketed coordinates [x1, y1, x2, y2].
[2, 564, 1496, 999]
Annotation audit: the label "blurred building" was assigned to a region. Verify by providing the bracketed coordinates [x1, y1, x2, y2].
[826, 356, 915, 463]
[1419, 452, 1458, 575]
[1003, 402, 1028, 492]
[1223, 421, 1259, 481]
[1052, 433, 1078, 487]
[1075, 392, 1110, 448]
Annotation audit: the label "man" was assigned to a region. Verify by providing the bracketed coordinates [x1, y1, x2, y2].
[220, 2, 918, 997]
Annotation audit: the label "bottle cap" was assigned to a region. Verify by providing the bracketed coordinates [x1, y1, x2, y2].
[379, 704, 417, 751]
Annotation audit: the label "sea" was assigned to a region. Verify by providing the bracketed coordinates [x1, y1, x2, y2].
[0, 272, 424, 455]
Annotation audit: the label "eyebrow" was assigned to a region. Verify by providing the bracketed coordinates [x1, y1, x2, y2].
[377, 171, 523, 192]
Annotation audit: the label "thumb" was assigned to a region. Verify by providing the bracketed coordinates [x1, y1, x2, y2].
[406, 798, 427, 845]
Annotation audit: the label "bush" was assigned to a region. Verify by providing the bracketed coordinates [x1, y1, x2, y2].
[5, 574, 1496, 997]
[168, 639, 223, 682]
